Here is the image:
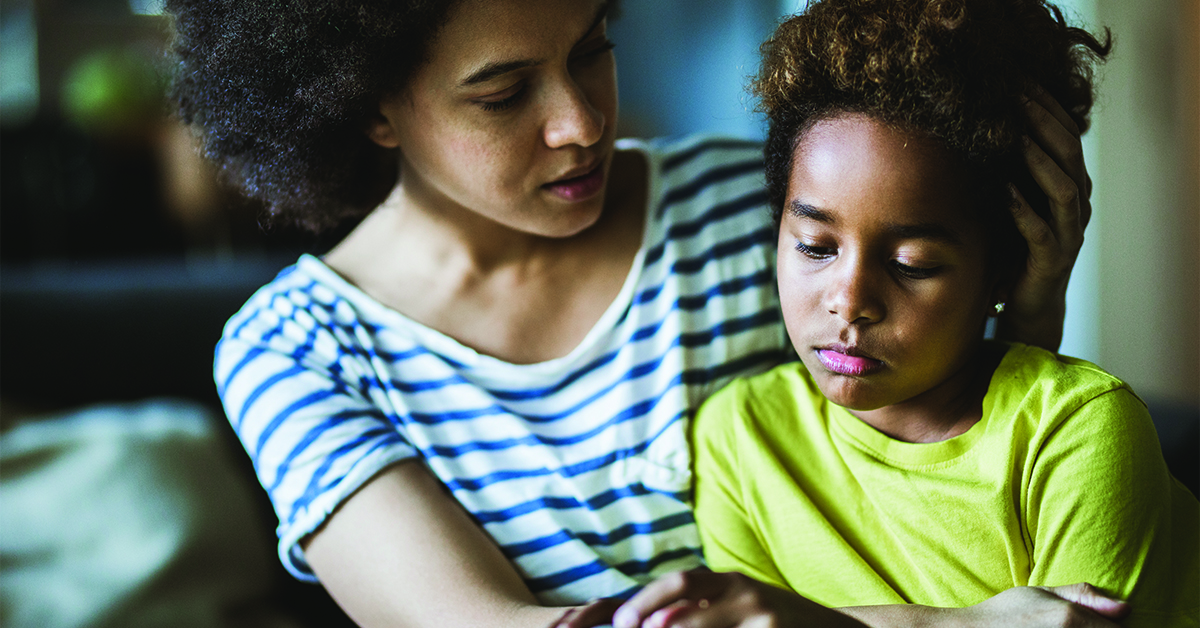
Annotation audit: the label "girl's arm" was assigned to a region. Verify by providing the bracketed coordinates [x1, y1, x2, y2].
[1020, 388, 1198, 625]
[303, 459, 571, 628]
[576, 571, 1127, 628]
[997, 88, 1092, 352]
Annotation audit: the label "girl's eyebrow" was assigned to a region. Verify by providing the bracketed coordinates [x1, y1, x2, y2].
[459, 2, 610, 87]
[889, 223, 964, 245]
[789, 201, 964, 245]
[789, 201, 833, 223]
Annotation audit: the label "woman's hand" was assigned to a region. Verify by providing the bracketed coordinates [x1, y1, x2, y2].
[998, 87, 1094, 352]
[558, 569, 867, 628]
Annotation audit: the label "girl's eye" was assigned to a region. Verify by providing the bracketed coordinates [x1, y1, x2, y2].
[795, 241, 835, 260]
[891, 261, 940, 279]
[478, 88, 524, 113]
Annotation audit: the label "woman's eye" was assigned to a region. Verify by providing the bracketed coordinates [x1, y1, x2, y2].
[795, 242, 834, 259]
[573, 38, 616, 63]
[586, 39, 616, 58]
[477, 88, 524, 113]
[891, 261, 940, 279]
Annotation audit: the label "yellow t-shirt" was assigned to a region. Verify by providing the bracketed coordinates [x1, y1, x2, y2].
[692, 342, 1199, 627]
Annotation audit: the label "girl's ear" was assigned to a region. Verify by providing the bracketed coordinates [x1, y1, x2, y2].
[366, 111, 402, 149]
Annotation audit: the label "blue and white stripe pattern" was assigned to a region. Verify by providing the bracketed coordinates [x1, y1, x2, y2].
[214, 135, 789, 604]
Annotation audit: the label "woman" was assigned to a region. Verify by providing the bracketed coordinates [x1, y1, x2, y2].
[170, 0, 1117, 625]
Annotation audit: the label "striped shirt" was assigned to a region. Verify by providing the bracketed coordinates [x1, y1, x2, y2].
[214, 135, 789, 604]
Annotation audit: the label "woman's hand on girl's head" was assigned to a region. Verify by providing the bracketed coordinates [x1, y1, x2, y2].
[560, 569, 867, 628]
[999, 88, 1094, 352]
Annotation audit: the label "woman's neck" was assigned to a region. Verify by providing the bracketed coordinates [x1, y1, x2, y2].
[848, 342, 1005, 444]
[320, 149, 648, 364]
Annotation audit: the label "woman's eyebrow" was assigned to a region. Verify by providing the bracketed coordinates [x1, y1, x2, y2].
[459, 3, 609, 87]
[462, 60, 540, 86]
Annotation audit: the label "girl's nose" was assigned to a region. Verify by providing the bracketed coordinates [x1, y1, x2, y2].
[826, 259, 885, 324]
[543, 80, 605, 149]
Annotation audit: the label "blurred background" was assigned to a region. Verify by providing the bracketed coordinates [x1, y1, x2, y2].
[1, 0, 1196, 626]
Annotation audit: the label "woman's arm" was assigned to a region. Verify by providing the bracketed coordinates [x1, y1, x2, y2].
[997, 88, 1093, 352]
[304, 460, 571, 628]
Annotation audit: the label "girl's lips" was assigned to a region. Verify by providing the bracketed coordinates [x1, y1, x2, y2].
[543, 162, 605, 202]
[816, 348, 884, 376]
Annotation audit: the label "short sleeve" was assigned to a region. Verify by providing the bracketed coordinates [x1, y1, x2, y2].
[692, 380, 789, 589]
[1026, 387, 1199, 626]
[215, 292, 418, 581]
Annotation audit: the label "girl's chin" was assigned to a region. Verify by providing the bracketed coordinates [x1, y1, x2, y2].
[815, 380, 891, 412]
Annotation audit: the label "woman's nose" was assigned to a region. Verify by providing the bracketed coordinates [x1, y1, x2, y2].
[543, 80, 604, 149]
[826, 259, 885, 324]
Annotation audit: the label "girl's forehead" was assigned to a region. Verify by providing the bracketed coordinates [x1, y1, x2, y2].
[788, 115, 977, 230]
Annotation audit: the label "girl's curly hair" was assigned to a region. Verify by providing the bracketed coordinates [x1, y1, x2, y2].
[166, 0, 457, 232]
[755, 0, 1110, 276]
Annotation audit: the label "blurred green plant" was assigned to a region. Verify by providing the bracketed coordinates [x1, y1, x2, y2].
[60, 46, 164, 134]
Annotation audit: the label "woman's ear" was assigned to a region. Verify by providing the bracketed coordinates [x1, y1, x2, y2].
[366, 111, 402, 149]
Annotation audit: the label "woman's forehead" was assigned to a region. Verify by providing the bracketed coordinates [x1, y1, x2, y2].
[425, 0, 609, 83]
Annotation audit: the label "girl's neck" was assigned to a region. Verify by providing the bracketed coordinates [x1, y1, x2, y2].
[848, 342, 1005, 444]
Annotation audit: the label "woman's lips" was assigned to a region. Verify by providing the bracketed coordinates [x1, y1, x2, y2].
[816, 348, 884, 376]
[543, 162, 605, 202]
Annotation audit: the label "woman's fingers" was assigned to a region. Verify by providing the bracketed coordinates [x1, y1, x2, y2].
[615, 570, 868, 628]
[1028, 85, 1081, 138]
[555, 598, 625, 628]
[613, 569, 726, 628]
[1022, 92, 1092, 230]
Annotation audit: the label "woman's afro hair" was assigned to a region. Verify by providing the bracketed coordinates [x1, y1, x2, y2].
[754, 0, 1111, 229]
[166, 0, 456, 232]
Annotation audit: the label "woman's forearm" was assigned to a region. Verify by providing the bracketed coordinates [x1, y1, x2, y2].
[303, 460, 570, 628]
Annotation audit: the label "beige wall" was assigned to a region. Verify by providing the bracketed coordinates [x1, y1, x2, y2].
[1089, 0, 1200, 405]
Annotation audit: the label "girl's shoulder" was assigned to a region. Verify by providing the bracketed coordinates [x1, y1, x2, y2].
[986, 342, 1151, 445]
[990, 342, 1139, 409]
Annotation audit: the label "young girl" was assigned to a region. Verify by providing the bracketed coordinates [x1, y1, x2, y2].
[605, 1, 1199, 626]
[168, 0, 1130, 625]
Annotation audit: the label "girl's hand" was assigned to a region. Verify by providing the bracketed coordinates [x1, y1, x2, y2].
[959, 583, 1130, 626]
[560, 569, 867, 628]
[839, 583, 1129, 628]
[999, 87, 1093, 352]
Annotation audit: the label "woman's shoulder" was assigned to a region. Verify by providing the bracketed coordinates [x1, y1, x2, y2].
[219, 254, 392, 346]
[626, 135, 776, 269]
[626, 134, 767, 217]
[622, 134, 763, 174]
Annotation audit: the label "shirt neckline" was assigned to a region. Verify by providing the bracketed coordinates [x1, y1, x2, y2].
[825, 342, 1017, 468]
